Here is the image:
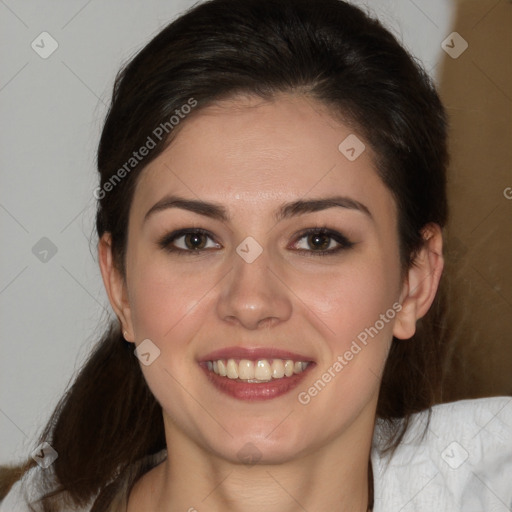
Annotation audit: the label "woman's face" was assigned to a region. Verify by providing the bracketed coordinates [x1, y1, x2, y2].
[117, 94, 408, 463]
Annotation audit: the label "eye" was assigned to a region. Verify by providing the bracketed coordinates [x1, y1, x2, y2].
[158, 228, 221, 254]
[291, 227, 354, 256]
[158, 226, 354, 257]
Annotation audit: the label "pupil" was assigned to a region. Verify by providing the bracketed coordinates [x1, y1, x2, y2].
[186, 233, 205, 250]
[309, 233, 329, 250]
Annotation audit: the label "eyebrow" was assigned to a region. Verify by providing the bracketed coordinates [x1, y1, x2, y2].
[144, 194, 372, 223]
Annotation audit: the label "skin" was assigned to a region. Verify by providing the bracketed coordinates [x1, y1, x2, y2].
[99, 93, 443, 512]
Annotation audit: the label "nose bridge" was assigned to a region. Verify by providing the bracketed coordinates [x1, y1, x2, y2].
[215, 240, 292, 329]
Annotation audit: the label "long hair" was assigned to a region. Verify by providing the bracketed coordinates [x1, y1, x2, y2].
[1, 0, 448, 509]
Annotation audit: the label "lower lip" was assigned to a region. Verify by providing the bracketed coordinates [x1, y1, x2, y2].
[200, 363, 314, 401]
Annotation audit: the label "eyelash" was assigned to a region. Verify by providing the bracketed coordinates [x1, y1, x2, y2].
[157, 226, 354, 257]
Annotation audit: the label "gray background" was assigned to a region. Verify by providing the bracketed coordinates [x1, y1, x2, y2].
[0, 0, 497, 464]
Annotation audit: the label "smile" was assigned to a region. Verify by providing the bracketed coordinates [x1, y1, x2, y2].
[206, 358, 310, 382]
[199, 347, 315, 401]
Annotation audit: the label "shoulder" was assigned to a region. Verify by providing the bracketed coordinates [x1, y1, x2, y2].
[0, 466, 90, 512]
[372, 396, 512, 512]
[0, 449, 167, 512]
[1, 467, 36, 512]
[1, 466, 42, 512]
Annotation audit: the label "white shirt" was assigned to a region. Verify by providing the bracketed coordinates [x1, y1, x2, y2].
[371, 396, 512, 511]
[2, 396, 511, 511]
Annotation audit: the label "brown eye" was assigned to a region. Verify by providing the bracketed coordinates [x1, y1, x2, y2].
[158, 228, 221, 255]
[183, 232, 208, 250]
[292, 228, 354, 256]
[307, 232, 332, 251]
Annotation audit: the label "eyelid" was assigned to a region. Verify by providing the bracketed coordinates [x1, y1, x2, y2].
[158, 226, 354, 256]
[289, 227, 354, 255]
[157, 228, 220, 255]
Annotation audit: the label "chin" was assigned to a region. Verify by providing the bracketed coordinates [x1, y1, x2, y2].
[204, 420, 314, 466]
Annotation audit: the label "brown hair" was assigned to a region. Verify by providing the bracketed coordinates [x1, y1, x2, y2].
[1, 0, 448, 509]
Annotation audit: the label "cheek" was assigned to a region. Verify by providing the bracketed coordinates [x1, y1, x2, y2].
[128, 240, 401, 351]
[125, 218, 217, 330]
[125, 255, 217, 419]
[290, 252, 400, 416]
[295, 256, 400, 350]
[128, 259, 211, 341]
[313, 271, 401, 407]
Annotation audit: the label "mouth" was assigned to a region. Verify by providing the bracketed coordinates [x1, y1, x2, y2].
[198, 347, 315, 401]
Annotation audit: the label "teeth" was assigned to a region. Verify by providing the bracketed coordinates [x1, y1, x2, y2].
[238, 359, 255, 380]
[218, 359, 227, 377]
[207, 358, 310, 381]
[226, 359, 239, 379]
[284, 360, 294, 377]
[271, 359, 285, 378]
[254, 360, 271, 381]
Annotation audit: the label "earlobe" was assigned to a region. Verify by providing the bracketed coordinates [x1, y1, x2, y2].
[98, 233, 135, 342]
[393, 223, 444, 340]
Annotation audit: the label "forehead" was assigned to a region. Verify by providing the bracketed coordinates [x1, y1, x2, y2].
[131, 94, 395, 222]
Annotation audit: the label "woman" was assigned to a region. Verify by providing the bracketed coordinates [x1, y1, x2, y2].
[1, 0, 511, 510]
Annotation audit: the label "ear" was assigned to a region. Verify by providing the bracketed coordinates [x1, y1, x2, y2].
[393, 223, 444, 340]
[98, 233, 135, 342]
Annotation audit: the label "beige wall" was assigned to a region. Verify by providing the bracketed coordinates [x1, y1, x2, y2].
[438, 0, 512, 399]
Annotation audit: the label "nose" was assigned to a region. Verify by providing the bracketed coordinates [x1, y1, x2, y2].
[215, 244, 292, 330]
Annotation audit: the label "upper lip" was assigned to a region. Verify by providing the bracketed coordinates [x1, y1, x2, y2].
[199, 346, 315, 362]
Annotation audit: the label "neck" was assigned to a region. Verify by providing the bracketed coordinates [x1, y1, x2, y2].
[130, 414, 374, 512]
